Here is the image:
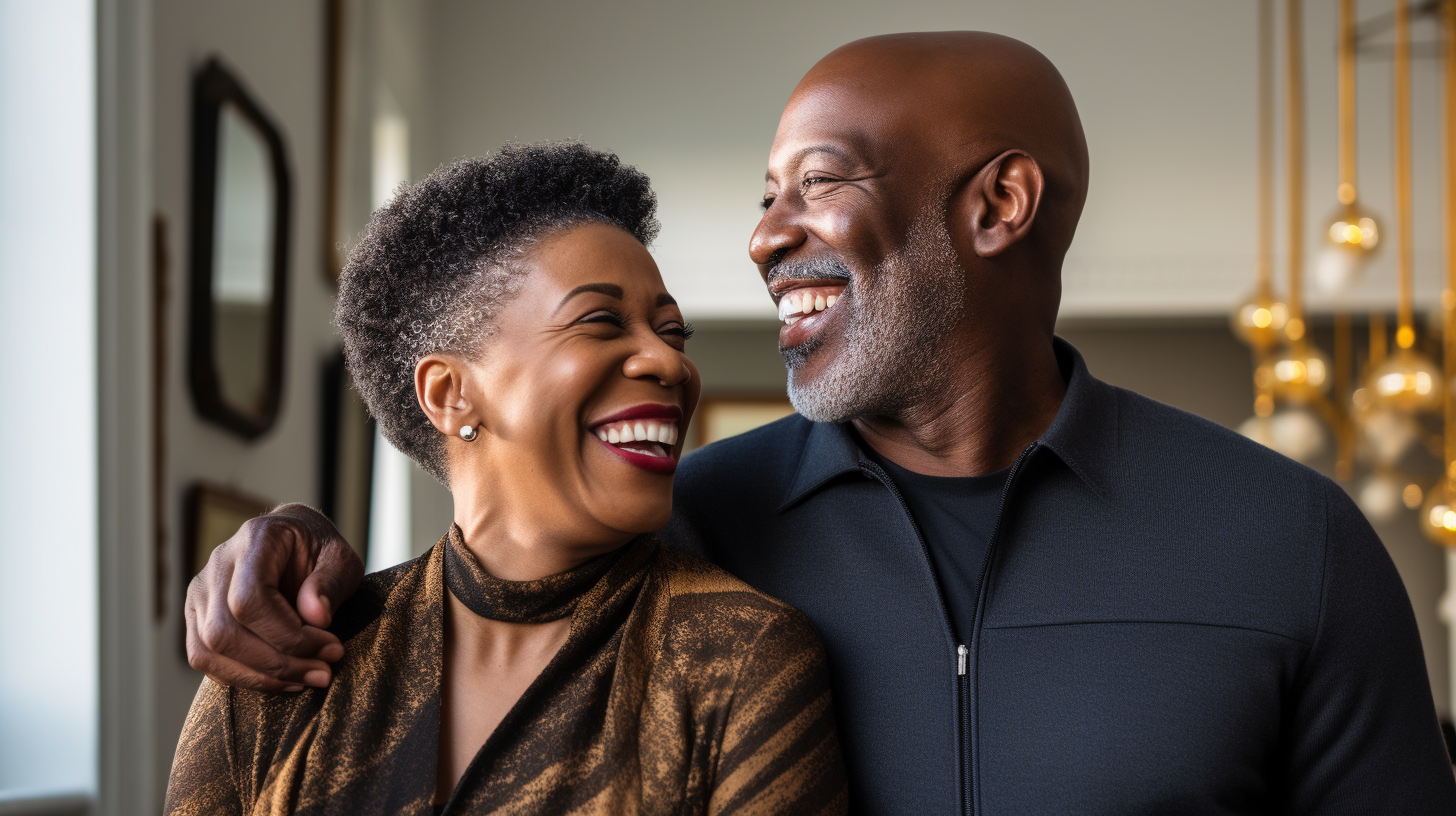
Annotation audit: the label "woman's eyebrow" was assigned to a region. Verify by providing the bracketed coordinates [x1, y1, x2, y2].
[555, 282, 624, 313]
[656, 293, 677, 308]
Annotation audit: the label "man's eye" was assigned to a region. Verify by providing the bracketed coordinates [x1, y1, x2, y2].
[760, 196, 775, 211]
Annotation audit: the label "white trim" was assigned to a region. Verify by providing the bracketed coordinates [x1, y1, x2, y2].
[96, 0, 158, 812]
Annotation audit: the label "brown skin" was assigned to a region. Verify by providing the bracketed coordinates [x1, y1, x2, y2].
[184, 31, 1087, 689]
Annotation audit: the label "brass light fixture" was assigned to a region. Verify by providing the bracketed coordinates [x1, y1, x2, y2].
[1365, 0, 1444, 416]
[1240, 0, 1451, 512]
[1315, 0, 1382, 293]
[1232, 0, 1289, 358]
[1422, 0, 1456, 547]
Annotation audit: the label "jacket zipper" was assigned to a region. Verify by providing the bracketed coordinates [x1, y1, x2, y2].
[859, 461, 967, 814]
[963, 443, 1039, 816]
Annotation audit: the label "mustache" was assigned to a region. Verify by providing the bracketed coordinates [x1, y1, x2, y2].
[763, 256, 853, 290]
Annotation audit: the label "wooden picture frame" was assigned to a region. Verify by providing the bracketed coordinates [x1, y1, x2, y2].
[689, 396, 797, 452]
[186, 57, 292, 439]
[183, 482, 273, 584]
[319, 351, 374, 564]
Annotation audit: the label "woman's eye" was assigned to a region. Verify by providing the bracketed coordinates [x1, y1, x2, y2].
[760, 196, 776, 211]
[659, 322, 695, 341]
[579, 311, 626, 329]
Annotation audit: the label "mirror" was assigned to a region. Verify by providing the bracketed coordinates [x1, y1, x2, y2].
[187, 58, 291, 439]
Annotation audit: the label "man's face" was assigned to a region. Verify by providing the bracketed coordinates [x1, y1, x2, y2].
[751, 79, 966, 423]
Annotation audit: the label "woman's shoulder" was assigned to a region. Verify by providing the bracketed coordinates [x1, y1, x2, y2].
[650, 543, 825, 655]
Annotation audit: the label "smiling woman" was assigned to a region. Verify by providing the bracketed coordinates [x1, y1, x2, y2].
[163, 142, 847, 815]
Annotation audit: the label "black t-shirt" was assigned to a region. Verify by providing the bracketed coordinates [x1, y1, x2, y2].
[868, 451, 1011, 643]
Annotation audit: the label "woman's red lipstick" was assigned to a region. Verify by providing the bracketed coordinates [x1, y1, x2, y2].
[589, 403, 685, 475]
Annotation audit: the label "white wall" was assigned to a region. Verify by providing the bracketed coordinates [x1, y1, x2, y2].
[0, 0, 97, 799]
[425, 0, 1448, 321]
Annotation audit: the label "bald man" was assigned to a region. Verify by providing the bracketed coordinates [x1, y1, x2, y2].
[187, 33, 1456, 813]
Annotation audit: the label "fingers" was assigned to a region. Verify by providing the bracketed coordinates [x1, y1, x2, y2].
[298, 537, 365, 631]
[228, 537, 341, 662]
[186, 583, 335, 690]
[182, 505, 361, 690]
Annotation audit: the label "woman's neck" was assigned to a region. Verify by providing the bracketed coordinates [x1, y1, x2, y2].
[451, 487, 629, 582]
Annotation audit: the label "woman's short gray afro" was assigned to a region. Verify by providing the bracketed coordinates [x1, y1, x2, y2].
[335, 141, 659, 484]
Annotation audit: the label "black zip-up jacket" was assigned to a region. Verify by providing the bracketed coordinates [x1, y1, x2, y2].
[666, 339, 1456, 815]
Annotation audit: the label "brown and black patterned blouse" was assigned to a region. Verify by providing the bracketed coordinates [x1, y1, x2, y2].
[165, 527, 848, 815]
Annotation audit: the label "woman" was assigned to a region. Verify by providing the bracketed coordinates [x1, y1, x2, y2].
[164, 142, 847, 815]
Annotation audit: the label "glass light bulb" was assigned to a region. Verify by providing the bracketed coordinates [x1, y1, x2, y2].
[1356, 472, 1404, 522]
[1230, 291, 1289, 351]
[1365, 350, 1444, 413]
[1323, 204, 1381, 251]
[1354, 404, 1419, 466]
[1239, 408, 1326, 463]
[1258, 345, 1333, 403]
[1420, 481, 1456, 547]
[1313, 204, 1381, 294]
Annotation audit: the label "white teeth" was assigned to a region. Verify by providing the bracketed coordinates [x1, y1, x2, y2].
[777, 289, 842, 323]
[592, 418, 681, 449]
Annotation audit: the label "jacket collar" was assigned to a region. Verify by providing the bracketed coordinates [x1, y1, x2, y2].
[782, 337, 1119, 508]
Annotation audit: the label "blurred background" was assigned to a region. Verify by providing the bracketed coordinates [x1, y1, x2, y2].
[3, 0, 1455, 811]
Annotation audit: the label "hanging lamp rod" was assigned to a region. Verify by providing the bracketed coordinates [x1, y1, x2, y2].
[1354, 0, 1447, 56]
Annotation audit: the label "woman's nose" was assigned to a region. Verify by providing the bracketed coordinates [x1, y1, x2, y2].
[623, 338, 691, 388]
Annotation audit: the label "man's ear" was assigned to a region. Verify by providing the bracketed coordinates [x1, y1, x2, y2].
[415, 354, 477, 438]
[950, 149, 1045, 258]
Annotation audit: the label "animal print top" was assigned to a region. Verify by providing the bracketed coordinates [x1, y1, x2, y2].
[164, 527, 848, 815]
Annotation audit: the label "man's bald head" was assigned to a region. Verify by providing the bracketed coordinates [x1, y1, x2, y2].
[751, 32, 1089, 426]
[794, 31, 1089, 261]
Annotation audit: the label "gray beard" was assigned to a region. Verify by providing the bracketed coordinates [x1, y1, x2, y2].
[780, 211, 966, 423]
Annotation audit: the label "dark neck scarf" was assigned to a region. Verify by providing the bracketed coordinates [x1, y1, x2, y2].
[442, 524, 625, 623]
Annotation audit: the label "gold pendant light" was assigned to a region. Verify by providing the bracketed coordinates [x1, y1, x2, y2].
[1367, 0, 1444, 415]
[1421, 0, 1456, 547]
[1315, 0, 1382, 293]
[1232, 0, 1289, 357]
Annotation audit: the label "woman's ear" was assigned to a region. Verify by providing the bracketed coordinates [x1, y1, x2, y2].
[950, 149, 1045, 258]
[416, 354, 476, 439]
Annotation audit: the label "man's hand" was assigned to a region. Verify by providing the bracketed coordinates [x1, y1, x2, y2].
[184, 503, 364, 691]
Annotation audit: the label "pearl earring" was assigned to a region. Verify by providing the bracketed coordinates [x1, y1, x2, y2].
[459, 425, 478, 442]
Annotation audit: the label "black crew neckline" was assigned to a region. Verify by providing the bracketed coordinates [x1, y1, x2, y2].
[443, 524, 624, 623]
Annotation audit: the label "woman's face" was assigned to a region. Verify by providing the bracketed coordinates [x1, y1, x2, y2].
[445, 222, 701, 544]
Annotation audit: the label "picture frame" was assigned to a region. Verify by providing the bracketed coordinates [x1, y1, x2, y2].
[689, 396, 797, 452]
[319, 351, 374, 564]
[183, 482, 274, 585]
[186, 57, 293, 439]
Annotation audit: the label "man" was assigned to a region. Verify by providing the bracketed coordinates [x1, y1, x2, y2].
[186, 33, 1456, 813]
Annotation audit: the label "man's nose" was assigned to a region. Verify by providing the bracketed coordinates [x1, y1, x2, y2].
[748, 206, 808, 268]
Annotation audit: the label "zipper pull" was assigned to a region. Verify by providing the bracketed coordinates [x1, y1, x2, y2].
[957, 644, 968, 676]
